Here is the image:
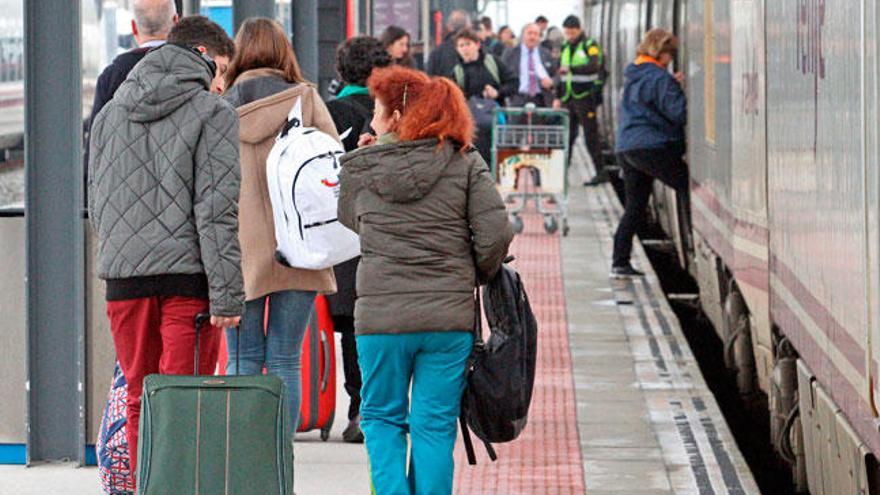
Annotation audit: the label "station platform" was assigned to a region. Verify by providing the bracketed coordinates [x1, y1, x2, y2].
[0, 155, 759, 495]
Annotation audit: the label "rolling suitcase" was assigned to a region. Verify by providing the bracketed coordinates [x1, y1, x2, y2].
[297, 295, 337, 440]
[136, 314, 293, 495]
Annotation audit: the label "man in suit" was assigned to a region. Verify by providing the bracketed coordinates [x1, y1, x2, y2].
[502, 23, 559, 108]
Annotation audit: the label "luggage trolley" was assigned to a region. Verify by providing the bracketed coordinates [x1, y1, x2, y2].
[490, 104, 570, 235]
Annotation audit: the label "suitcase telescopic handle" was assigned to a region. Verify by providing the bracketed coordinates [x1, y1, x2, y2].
[194, 313, 240, 376]
[319, 330, 330, 392]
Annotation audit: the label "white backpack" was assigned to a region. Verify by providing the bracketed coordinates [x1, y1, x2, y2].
[266, 97, 360, 270]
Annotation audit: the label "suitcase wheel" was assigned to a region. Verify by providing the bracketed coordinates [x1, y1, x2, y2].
[320, 427, 331, 442]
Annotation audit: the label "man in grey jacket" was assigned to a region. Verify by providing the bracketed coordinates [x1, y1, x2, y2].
[87, 16, 241, 475]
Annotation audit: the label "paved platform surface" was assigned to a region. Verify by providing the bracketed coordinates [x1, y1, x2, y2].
[0, 153, 759, 494]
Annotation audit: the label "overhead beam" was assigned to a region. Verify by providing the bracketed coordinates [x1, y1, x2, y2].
[24, 0, 86, 464]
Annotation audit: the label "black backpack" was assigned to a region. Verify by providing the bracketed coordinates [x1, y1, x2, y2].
[460, 258, 539, 464]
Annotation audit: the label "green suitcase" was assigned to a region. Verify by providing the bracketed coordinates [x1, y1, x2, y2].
[136, 314, 293, 495]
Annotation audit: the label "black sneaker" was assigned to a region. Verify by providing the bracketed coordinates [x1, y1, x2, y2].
[610, 265, 645, 278]
[342, 415, 365, 443]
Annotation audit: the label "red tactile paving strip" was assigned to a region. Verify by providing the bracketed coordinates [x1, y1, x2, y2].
[453, 213, 586, 494]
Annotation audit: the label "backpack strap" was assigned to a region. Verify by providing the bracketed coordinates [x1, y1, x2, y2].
[460, 415, 478, 465]
[484, 54, 500, 86]
[454, 64, 466, 89]
[280, 97, 304, 138]
[459, 409, 498, 465]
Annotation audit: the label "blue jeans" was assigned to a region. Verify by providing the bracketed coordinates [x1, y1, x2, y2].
[226, 290, 316, 431]
[357, 331, 473, 495]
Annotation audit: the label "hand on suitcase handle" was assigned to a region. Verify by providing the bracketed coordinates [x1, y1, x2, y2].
[194, 313, 241, 376]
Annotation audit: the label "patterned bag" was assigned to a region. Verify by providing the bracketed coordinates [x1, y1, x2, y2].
[96, 362, 134, 494]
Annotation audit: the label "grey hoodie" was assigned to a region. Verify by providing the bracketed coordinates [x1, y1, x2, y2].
[88, 44, 245, 316]
[338, 138, 513, 335]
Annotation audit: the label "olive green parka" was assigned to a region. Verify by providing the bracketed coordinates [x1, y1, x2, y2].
[338, 138, 513, 335]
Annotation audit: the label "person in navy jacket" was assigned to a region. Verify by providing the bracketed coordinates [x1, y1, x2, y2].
[83, 0, 178, 192]
[611, 28, 688, 278]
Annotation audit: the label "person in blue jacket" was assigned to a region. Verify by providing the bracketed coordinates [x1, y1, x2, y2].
[612, 28, 687, 278]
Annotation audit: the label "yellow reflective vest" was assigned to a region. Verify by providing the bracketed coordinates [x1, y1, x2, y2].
[560, 37, 604, 102]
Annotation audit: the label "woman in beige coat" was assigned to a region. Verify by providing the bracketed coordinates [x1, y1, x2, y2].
[223, 18, 338, 432]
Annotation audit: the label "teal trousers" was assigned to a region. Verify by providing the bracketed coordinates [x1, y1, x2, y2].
[357, 331, 473, 495]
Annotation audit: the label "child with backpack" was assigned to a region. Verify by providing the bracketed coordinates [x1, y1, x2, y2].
[450, 28, 517, 164]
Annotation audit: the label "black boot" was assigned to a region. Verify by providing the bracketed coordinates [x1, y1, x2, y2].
[342, 415, 364, 443]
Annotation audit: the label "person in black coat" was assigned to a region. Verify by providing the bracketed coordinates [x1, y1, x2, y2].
[324, 36, 391, 443]
[426, 9, 470, 76]
[477, 16, 506, 58]
[83, 0, 179, 193]
[450, 28, 517, 164]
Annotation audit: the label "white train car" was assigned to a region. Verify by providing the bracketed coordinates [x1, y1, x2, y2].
[587, 0, 880, 492]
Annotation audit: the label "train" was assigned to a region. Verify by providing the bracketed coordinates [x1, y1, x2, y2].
[586, 0, 880, 493]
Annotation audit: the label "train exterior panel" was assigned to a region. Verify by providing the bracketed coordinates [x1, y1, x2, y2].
[728, 0, 770, 383]
[767, 0, 879, 460]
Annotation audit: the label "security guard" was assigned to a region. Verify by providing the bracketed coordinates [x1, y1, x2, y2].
[557, 15, 607, 185]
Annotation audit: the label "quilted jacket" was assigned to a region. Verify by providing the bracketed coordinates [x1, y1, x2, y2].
[88, 44, 245, 316]
[338, 138, 514, 335]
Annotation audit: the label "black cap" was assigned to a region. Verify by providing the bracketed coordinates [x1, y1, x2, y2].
[562, 15, 581, 29]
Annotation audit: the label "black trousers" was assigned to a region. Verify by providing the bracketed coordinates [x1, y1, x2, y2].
[566, 97, 603, 173]
[474, 124, 493, 166]
[332, 315, 362, 421]
[612, 147, 689, 267]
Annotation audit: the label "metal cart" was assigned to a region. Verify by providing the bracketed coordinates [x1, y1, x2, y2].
[490, 105, 570, 235]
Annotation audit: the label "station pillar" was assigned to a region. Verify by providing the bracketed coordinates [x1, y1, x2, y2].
[23, 0, 86, 464]
[292, 0, 320, 83]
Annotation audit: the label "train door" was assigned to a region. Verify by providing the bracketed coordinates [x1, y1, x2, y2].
[866, 0, 880, 436]
[729, 0, 771, 403]
[646, 0, 692, 271]
[607, 0, 646, 152]
[650, 0, 676, 30]
[600, 0, 615, 151]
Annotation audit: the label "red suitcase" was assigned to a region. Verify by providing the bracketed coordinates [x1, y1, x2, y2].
[215, 295, 337, 440]
[297, 295, 337, 440]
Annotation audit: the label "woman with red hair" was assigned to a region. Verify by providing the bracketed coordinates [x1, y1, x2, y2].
[338, 65, 513, 494]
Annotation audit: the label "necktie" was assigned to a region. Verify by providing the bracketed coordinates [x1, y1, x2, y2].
[528, 49, 538, 96]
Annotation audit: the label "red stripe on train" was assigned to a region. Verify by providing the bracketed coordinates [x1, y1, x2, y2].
[771, 291, 879, 456]
[691, 186, 864, 376]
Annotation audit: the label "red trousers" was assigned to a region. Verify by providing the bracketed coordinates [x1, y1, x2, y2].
[107, 296, 221, 479]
